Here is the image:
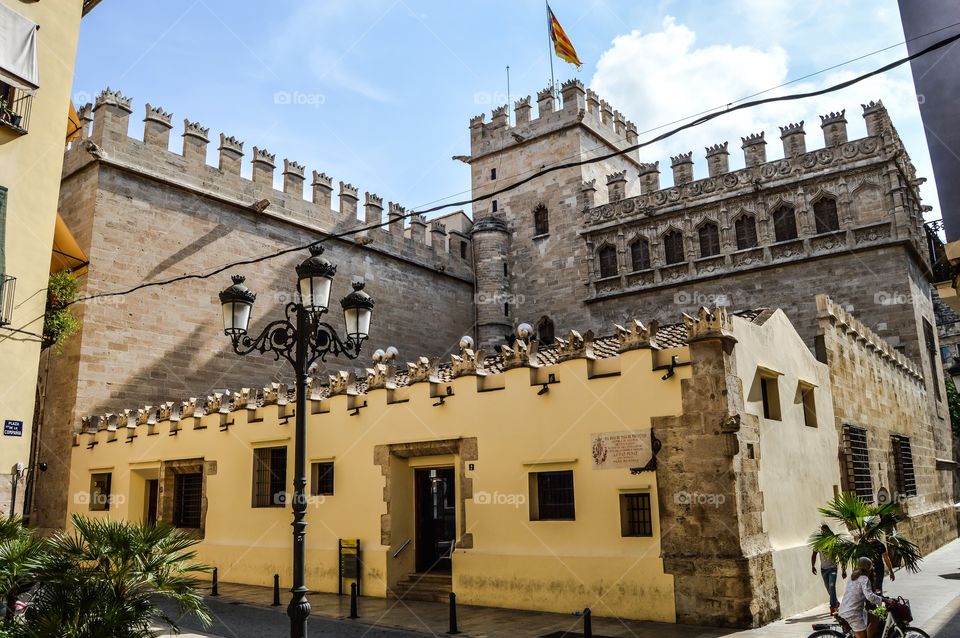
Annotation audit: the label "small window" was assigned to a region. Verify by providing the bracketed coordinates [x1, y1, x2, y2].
[89, 472, 112, 512]
[735, 215, 758, 250]
[663, 230, 685, 265]
[843, 425, 873, 502]
[620, 492, 653, 537]
[813, 197, 840, 234]
[537, 316, 555, 343]
[253, 446, 287, 508]
[891, 435, 917, 497]
[492, 200, 498, 212]
[800, 383, 817, 427]
[503, 302, 509, 317]
[630, 239, 650, 271]
[503, 263, 508, 277]
[173, 472, 203, 528]
[924, 319, 942, 402]
[772, 206, 798, 242]
[490, 167, 497, 180]
[311, 461, 335, 496]
[530, 470, 575, 521]
[534, 205, 549, 236]
[760, 374, 781, 421]
[459, 240, 468, 259]
[598, 244, 618, 278]
[698, 222, 721, 258]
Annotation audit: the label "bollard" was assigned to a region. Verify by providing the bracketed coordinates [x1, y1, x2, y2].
[211, 567, 219, 597]
[349, 582, 358, 619]
[272, 574, 281, 606]
[448, 591, 460, 634]
[583, 607, 592, 638]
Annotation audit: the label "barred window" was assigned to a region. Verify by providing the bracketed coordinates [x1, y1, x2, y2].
[630, 238, 651, 271]
[698, 222, 721, 257]
[173, 472, 203, 528]
[843, 425, 874, 502]
[663, 230, 685, 265]
[253, 446, 287, 508]
[537, 316, 555, 344]
[735, 215, 758, 250]
[620, 493, 653, 537]
[772, 206, 798, 242]
[534, 205, 549, 236]
[311, 461, 335, 496]
[813, 197, 840, 233]
[530, 470, 575, 520]
[891, 435, 917, 497]
[598, 244, 618, 278]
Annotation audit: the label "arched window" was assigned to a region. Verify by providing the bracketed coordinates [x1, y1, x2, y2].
[537, 316, 555, 344]
[663, 230, 685, 265]
[598, 244, 618, 278]
[533, 205, 549, 236]
[630, 238, 651, 271]
[698, 222, 721, 258]
[772, 206, 798, 242]
[813, 197, 840, 234]
[735, 215, 758, 250]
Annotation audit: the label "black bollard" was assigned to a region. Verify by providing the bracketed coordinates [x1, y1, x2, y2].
[583, 607, 592, 638]
[211, 567, 219, 596]
[272, 574, 281, 606]
[349, 582, 358, 619]
[448, 592, 460, 634]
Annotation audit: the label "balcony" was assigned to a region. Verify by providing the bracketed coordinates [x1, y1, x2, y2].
[0, 274, 15, 326]
[0, 84, 32, 134]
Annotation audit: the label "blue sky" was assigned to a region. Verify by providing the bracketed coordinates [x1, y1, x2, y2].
[72, 0, 939, 220]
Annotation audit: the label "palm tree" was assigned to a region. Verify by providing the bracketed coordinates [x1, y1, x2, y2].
[809, 492, 922, 573]
[0, 517, 46, 624]
[20, 515, 211, 638]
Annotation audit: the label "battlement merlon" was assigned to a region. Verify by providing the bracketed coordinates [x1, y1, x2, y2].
[283, 159, 306, 196]
[143, 103, 173, 148]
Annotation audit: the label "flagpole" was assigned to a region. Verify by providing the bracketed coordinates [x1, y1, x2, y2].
[546, 0, 556, 98]
[506, 65, 512, 126]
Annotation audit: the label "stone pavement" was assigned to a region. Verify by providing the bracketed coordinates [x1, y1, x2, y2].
[164, 538, 960, 638]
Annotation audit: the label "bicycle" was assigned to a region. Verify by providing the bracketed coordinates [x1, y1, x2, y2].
[808, 598, 929, 638]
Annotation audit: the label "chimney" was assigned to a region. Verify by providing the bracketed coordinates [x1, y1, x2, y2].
[536, 87, 555, 117]
[311, 171, 333, 208]
[410, 214, 428, 244]
[182, 119, 210, 168]
[638, 162, 661, 193]
[91, 88, 133, 144]
[705, 142, 730, 177]
[339, 182, 359, 218]
[251, 146, 275, 186]
[560, 79, 586, 114]
[819, 110, 848, 147]
[578, 179, 597, 210]
[430, 221, 448, 252]
[143, 103, 172, 148]
[514, 96, 532, 124]
[741, 132, 767, 167]
[364, 192, 384, 227]
[387, 202, 406, 236]
[606, 170, 627, 202]
[282, 159, 305, 197]
[779, 121, 806, 158]
[671, 152, 694, 185]
[218, 134, 244, 175]
[862, 100, 888, 137]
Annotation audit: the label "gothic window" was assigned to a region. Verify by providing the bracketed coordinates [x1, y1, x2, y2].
[534, 205, 549, 236]
[537, 316, 555, 344]
[772, 206, 798, 242]
[698, 222, 721, 258]
[813, 197, 840, 234]
[663, 230, 685, 265]
[630, 238, 651, 271]
[734, 215, 758, 250]
[598, 244, 618, 278]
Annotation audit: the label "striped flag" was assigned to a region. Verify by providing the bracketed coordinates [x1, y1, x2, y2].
[547, 4, 582, 68]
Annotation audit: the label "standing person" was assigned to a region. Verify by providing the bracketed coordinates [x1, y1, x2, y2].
[811, 525, 846, 613]
[839, 557, 892, 638]
[868, 537, 896, 592]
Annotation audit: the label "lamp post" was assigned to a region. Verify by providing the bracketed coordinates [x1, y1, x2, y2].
[219, 244, 374, 638]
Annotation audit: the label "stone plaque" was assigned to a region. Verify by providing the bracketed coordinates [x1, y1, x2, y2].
[590, 429, 652, 470]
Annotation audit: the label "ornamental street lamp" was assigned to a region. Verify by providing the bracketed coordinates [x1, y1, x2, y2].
[219, 244, 374, 638]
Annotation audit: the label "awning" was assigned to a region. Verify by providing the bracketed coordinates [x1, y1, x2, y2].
[0, 4, 39, 93]
[50, 214, 88, 276]
[67, 102, 82, 143]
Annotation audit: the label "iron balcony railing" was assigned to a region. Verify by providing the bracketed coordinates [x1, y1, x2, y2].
[0, 85, 32, 134]
[0, 274, 15, 326]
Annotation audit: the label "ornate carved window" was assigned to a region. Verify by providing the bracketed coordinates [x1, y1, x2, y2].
[537, 316, 555, 344]
[663, 230, 685, 265]
[533, 205, 549, 236]
[630, 238, 650, 271]
[698, 222, 721, 258]
[598, 244, 618, 278]
[772, 206, 798, 242]
[813, 197, 840, 234]
[735, 215, 758, 250]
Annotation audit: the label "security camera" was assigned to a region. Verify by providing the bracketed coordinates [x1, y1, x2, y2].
[38, 463, 48, 472]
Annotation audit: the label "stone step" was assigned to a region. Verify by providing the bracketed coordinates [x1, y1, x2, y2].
[389, 572, 452, 603]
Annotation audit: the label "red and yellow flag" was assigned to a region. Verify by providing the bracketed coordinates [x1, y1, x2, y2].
[548, 4, 582, 67]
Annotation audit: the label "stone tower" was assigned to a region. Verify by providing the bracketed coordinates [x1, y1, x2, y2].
[466, 80, 640, 348]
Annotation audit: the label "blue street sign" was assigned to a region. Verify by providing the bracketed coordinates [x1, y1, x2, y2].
[3, 420, 23, 437]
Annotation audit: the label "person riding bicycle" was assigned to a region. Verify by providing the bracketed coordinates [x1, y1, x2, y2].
[839, 557, 894, 638]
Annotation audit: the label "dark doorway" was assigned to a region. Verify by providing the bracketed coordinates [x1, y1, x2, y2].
[146, 479, 159, 525]
[415, 467, 455, 573]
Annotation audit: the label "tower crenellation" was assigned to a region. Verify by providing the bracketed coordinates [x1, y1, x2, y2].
[819, 110, 848, 147]
[670, 151, 695, 185]
[364, 191, 384, 227]
[282, 159, 305, 196]
[182, 118, 210, 168]
[514, 96, 532, 124]
[779, 121, 806, 158]
[606, 170, 627, 202]
[339, 181, 359, 218]
[143, 103, 173, 148]
[311, 170, 333, 207]
[741, 132, 767, 167]
[251, 146, 275, 187]
[705, 142, 730, 177]
[218, 133, 244, 174]
[536, 87, 555, 115]
[638, 161, 661, 193]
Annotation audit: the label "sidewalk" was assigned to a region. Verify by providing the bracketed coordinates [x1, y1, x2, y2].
[182, 537, 960, 638]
